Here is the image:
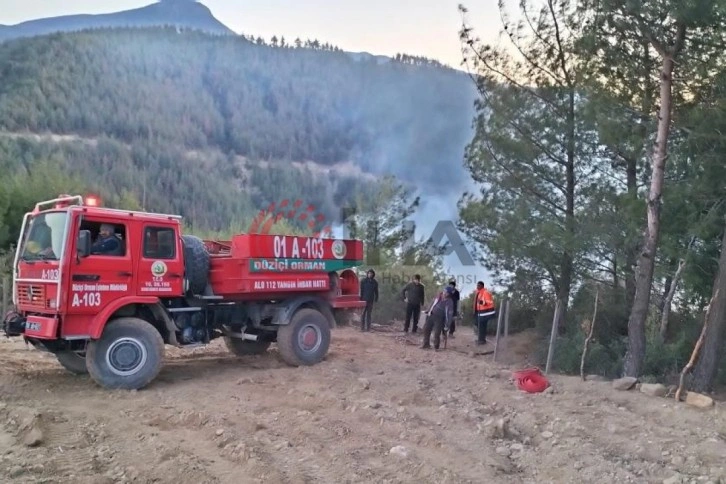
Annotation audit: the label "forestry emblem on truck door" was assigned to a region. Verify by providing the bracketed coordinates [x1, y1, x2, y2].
[151, 260, 168, 277]
[331, 240, 346, 259]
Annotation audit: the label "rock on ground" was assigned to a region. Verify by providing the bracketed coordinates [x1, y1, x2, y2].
[613, 377, 638, 391]
[685, 392, 715, 408]
[640, 383, 668, 398]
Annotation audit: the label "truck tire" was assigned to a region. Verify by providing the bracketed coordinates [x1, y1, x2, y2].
[56, 351, 88, 375]
[224, 337, 271, 356]
[276, 308, 331, 367]
[86, 317, 165, 390]
[181, 235, 210, 295]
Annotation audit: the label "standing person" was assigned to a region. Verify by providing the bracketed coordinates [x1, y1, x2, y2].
[401, 274, 425, 333]
[421, 286, 455, 351]
[447, 279, 460, 338]
[474, 281, 496, 345]
[359, 269, 379, 332]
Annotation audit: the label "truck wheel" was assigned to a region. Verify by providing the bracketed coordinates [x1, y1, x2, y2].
[181, 235, 210, 295]
[86, 317, 165, 390]
[276, 308, 331, 367]
[56, 351, 88, 375]
[224, 337, 271, 356]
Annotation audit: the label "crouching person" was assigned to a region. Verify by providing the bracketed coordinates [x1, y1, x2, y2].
[421, 286, 455, 351]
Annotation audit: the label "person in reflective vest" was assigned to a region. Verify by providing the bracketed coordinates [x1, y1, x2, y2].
[474, 281, 496, 345]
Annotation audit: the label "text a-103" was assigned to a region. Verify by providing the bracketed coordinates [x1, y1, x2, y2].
[71, 283, 129, 307]
[273, 235, 325, 259]
[40, 269, 59, 280]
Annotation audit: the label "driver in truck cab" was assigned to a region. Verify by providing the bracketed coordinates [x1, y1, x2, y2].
[91, 223, 123, 256]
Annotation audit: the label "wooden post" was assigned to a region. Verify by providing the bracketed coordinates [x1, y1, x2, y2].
[493, 297, 506, 362]
[1, 276, 7, 315]
[504, 297, 511, 338]
[502, 296, 511, 354]
[675, 289, 718, 401]
[545, 299, 562, 375]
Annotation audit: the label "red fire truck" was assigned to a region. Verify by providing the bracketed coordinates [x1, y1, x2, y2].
[3, 195, 366, 390]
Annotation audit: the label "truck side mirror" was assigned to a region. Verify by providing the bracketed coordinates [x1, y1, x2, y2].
[77, 230, 91, 258]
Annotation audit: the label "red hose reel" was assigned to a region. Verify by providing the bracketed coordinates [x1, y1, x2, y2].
[512, 367, 550, 393]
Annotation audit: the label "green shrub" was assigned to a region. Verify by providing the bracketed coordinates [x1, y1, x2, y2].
[533, 331, 625, 378]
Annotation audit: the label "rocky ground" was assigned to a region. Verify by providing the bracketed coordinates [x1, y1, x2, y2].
[0, 323, 724, 484]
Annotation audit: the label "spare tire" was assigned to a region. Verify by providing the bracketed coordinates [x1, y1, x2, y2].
[181, 235, 210, 295]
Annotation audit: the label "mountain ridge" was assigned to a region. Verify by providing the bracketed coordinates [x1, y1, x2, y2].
[0, 0, 233, 42]
[0, 1, 465, 71]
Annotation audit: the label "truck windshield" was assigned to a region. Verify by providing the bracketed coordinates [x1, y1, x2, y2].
[19, 212, 68, 262]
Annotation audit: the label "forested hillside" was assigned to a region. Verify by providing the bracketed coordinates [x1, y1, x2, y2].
[0, 27, 476, 234]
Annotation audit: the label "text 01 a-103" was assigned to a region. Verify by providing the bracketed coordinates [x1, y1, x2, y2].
[273, 236, 324, 259]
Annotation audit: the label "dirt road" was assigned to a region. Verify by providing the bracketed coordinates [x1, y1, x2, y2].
[0, 325, 724, 484]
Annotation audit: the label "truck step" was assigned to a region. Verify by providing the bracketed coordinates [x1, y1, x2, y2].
[167, 307, 203, 313]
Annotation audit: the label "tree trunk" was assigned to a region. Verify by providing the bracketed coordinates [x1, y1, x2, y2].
[659, 258, 686, 341]
[624, 40, 652, 324]
[580, 287, 599, 381]
[624, 156, 639, 316]
[690, 223, 726, 393]
[659, 258, 677, 313]
[557, 88, 577, 333]
[556, 266, 572, 334]
[623, 54, 676, 377]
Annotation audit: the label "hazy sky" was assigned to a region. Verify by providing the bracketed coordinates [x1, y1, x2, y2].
[0, 0, 506, 67]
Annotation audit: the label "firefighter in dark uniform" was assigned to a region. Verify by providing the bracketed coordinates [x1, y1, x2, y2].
[359, 269, 379, 332]
[421, 285, 455, 351]
[447, 279, 460, 338]
[401, 274, 425, 333]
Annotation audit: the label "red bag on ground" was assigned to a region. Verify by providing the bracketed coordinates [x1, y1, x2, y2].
[512, 367, 550, 393]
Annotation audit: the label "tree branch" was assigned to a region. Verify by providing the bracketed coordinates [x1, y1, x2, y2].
[498, 0, 565, 86]
[547, 0, 573, 87]
[670, 21, 687, 58]
[479, 140, 568, 218]
[459, 23, 566, 116]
